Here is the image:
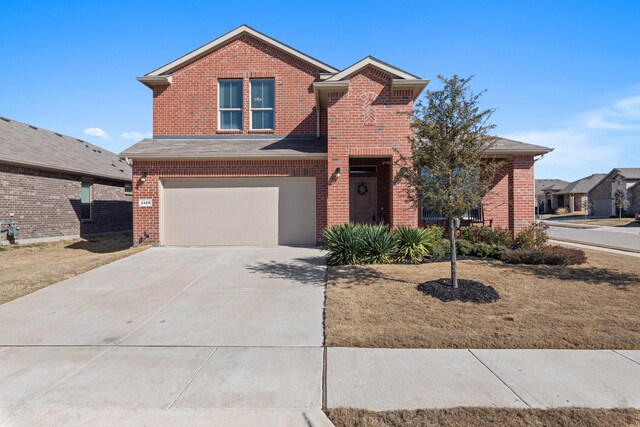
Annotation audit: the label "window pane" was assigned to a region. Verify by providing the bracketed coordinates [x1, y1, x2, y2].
[220, 111, 242, 130]
[219, 80, 242, 109]
[251, 79, 274, 109]
[252, 110, 274, 129]
[81, 180, 91, 203]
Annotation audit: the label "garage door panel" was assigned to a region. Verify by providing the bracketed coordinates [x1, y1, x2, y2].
[162, 178, 315, 246]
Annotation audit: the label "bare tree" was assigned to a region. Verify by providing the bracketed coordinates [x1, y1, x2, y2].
[398, 75, 500, 289]
[613, 189, 627, 219]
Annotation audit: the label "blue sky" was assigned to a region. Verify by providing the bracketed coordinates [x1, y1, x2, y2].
[1, 0, 638, 181]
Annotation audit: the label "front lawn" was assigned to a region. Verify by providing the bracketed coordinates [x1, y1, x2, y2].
[564, 217, 639, 227]
[0, 235, 149, 304]
[325, 249, 640, 349]
[327, 407, 640, 427]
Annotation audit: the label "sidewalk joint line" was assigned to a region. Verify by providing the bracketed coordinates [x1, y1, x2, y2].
[168, 347, 218, 409]
[612, 350, 640, 367]
[468, 349, 531, 408]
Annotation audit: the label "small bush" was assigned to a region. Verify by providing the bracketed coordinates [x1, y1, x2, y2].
[555, 207, 569, 215]
[322, 223, 365, 266]
[422, 225, 444, 242]
[501, 245, 587, 265]
[459, 226, 513, 247]
[394, 225, 432, 263]
[456, 239, 475, 256]
[472, 242, 494, 258]
[515, 222, 549, 250]
[430, 238, 452, 259]
[361, 224, 397, 264]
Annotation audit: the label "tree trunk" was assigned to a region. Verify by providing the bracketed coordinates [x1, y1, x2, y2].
[449, 217, 458, 289]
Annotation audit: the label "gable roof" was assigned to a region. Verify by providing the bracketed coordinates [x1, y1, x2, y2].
[325, 56, 421, 81]
[614, 168, 640, 180]
[142, 25, 339, 80]
[556, 173, 606, 195]
[0, 117, 131, 182]
[535, 179, 569, 195]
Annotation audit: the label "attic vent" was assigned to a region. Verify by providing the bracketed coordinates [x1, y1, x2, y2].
[29, 125, 38, 130]
[97, 150, 102, 153]
[92, 149, 97, 152]
[111, 162, 116, 167]
[119, 169, 125, 172]
[76, 138, 84, 143]
[54, 132, 63, 137]
[0, 117, 10, 122]
[85, 144, 89, 148]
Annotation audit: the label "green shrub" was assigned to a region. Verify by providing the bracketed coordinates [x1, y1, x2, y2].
[361, 224, 397, 264]
[322, 223, 365, 266]
[515, 222, 549, 250]
[422, 225, 444, 242]
[501, 245, 587, 265]
[429, 238, 452, 259]
[459, 226, 513, 247]
[472, 242, 494, 258]
[394, 225, 432, 263]
[456, 239, 475, 256]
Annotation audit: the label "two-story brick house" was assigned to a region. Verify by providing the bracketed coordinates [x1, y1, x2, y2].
[121, 25, 552, 246]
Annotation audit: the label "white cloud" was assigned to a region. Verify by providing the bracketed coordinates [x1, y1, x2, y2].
[83, 127, 110, 139]
[503, 90, 640, 181]
[120, 131, 152, 141]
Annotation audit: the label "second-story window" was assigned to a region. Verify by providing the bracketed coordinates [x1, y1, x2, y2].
[250, 79, 274, 130]
[219, 79, 243, 130]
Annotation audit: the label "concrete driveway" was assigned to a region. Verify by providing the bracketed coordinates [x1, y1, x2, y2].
[0, 246, 331, 426]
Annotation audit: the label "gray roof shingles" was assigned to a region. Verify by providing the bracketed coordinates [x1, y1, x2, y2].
[0, 117, 131, 181]
[556, 173, 606, 195]
[535, 179, 569, 195]
[120, 135, 551, 159]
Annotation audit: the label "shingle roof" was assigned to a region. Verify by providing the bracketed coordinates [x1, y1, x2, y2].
[535, 179, 569, 195]
[556, 173, 606, 195]
[121, 135, 551, 159]
[489, 137, 553, 155]
[120, 136, 328, 159]
[0, 117, 131, 182]
[615, 168, 640, 180]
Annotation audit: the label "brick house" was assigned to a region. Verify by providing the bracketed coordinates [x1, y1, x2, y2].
[0, 117, 132, 244]
[588, 168, 640, 216]
[121, 25, 552, 246]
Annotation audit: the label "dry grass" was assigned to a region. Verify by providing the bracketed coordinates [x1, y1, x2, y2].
[0, 235, 149, 305]
[568, 218, 639, 227]
[325, 249, 640, 349]
[327, 407, 640, 427]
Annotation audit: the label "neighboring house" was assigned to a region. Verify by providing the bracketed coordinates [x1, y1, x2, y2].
[121, 25, 552, 246]
[629, 181, 640, 214]
[535, 179, 568, 213]
[554, 173, 605, 213]
[0, 117, 133, 244]
[588, 168, 640, 217]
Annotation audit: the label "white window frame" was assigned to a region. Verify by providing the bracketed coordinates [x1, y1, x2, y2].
[250, 79, 275, 130]
[218, 79, 243, 131]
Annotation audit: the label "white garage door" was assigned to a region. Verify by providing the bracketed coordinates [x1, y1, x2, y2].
[161, 178, 316, 246]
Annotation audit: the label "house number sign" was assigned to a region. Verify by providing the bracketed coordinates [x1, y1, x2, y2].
[139, 199, 153, 207]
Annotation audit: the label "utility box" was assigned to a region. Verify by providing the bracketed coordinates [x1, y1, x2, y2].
[7, 221, 20, 238]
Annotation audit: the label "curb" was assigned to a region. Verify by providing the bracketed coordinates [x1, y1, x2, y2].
[542, 221, 599, 229]
[550, 238, 640, 254]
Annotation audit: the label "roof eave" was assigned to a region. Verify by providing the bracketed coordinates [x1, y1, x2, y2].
[119, 152, 328, 161]
[137, 75, 172, 89]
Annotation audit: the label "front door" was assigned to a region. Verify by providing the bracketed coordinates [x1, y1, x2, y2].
[349, 177, 377, 223]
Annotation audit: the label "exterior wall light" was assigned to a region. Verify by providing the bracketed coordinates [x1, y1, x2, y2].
[335, 167, 341, 178]
[140, 171, 148, 182]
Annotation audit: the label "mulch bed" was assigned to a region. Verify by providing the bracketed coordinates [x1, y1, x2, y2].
[417, 278, 500, 303]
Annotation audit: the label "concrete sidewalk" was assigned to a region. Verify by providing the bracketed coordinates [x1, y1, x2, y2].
[327, 348, 640, 410]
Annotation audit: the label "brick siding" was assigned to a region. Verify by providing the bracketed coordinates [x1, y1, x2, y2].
[0, 163, 132, 242]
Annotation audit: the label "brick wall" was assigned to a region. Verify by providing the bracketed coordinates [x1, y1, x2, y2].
[0, 163, 132, 242]
[132, 159, 328, 244]
[152, 34, 323, 137]
[509, 156, 535, 233]
[325, 66, 418, 228]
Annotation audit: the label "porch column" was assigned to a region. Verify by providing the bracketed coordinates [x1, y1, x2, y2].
[326, 149, 349, 227]
[509, 156, 535, 234]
